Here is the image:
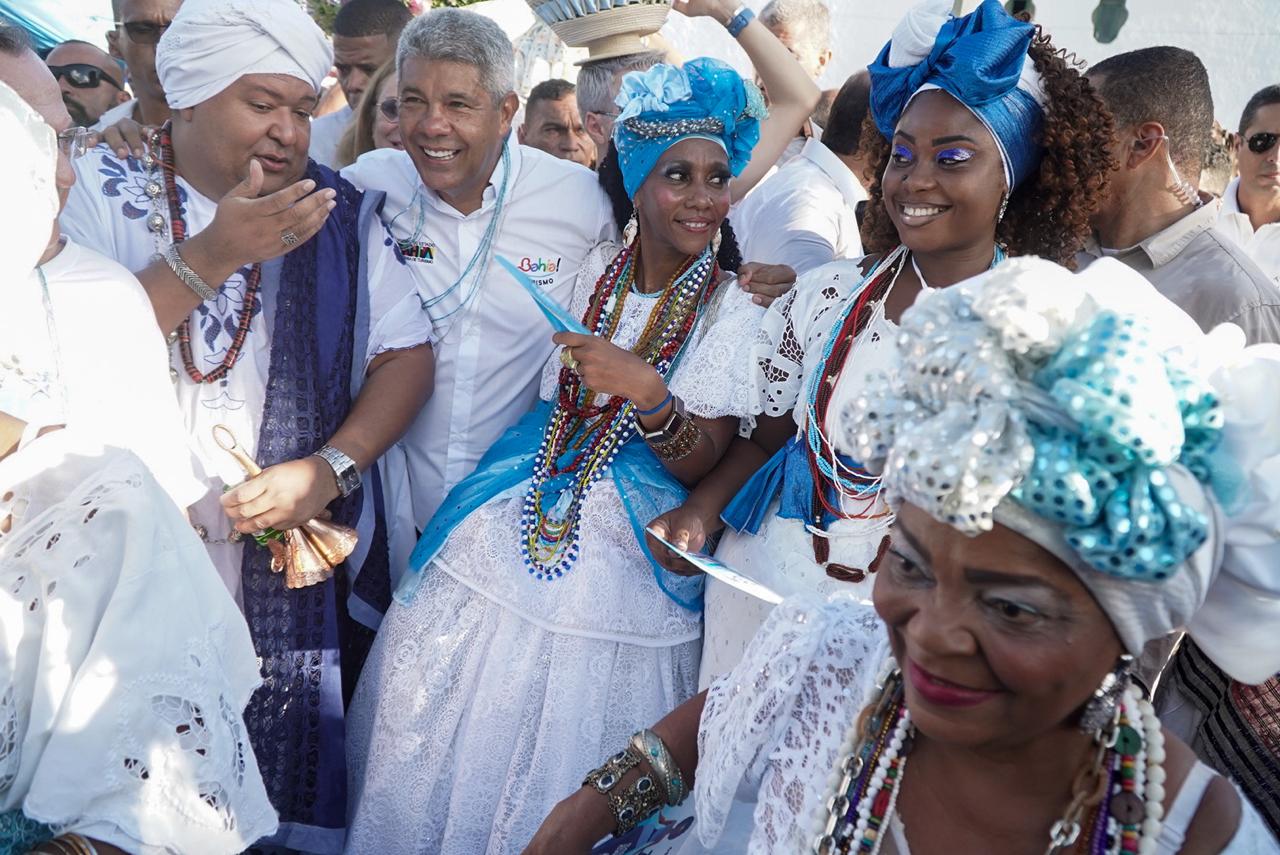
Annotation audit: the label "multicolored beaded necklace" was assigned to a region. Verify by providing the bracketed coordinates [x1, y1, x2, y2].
[812, 664, 1165, 855]
[800, 245, 1006, 568]
[152, 123, 262, 384]
[520, 242, 718, 580]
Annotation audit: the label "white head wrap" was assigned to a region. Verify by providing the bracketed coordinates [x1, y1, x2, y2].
[0, 82, 60, 424]
[155, 0, 334, 110]
[845, 257, 1280, 683]
[0, 82, 57, 279]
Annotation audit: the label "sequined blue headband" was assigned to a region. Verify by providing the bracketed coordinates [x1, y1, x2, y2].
[613, 57, 766, 199]
[847, 257, 1235, 587]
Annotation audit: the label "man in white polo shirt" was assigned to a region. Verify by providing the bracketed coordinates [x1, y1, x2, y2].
[734, 70, 871, 274]
[343, 8, 616, 526]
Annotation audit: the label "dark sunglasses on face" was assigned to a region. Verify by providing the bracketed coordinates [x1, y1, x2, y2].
[49, 63, 123, 91]
[378, 97, 400, 122]
[117, 20, 170, 45]
[1246, 132, 1279, 155]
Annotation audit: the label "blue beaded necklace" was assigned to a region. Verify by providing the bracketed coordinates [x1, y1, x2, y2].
[420, 141, 513, 326]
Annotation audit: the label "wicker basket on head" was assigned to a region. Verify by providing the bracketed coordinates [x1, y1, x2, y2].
[527, 0, 671, 64]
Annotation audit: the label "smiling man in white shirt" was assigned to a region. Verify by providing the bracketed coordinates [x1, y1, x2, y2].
[733, 70, 870, 274]
[1217, 85, 1280, 284]
[343, 8, 617, 527]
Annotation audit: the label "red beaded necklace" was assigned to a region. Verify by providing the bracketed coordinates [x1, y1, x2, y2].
[157, 124, 262, 384]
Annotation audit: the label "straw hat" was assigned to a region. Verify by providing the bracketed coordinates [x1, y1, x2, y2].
[526, 0, 671, 65]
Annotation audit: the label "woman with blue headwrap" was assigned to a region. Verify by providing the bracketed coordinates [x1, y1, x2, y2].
[344, 56, 772, 854]
[642, 0, 1117, 689]
[528, 256, 1280, 855]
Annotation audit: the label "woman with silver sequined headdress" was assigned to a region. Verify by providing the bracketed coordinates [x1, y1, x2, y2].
[643, 0, 1116, 689]
[528, 254, 1280, 855]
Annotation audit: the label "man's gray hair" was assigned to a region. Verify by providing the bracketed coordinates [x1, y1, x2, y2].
[576, 50, 663, 120]
[760, 0, 831, 63]
[397, 8, 514, 102]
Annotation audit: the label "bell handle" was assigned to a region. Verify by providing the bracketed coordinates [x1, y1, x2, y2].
[212, 424, 263, 478]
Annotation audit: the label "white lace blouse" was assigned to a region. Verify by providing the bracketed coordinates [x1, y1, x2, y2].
[0, 431, 275, 853]
[694, 594, 1278, 855]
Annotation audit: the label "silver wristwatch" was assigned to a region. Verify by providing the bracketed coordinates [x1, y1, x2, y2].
[313, 444, 362, 497]
[640, 396, 689, 444]
[164, 241, 218, 301]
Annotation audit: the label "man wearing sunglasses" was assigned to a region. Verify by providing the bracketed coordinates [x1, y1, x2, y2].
[100, 0, 181, 130]
[1218, 85, 1280, 283]
[45, 40, 128, 127]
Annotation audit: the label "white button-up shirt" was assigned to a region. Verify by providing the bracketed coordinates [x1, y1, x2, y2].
[342, 140, 617, 527]
[1216, 177, 1280, 285]
[734, 137, 864, 275]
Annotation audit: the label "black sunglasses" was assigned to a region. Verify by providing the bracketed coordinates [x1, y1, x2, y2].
[378, 97, 400, 122]
[1246, 132, 1279, 155]
[117, 20, 170, 45]
[49, 63, 123, 91]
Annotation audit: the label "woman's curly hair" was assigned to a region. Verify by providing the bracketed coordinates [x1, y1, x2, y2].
[598, 141, 744, 273]
[860, 28, 1116, 269]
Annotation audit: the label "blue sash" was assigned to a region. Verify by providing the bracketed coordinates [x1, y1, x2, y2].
[398, 400, 705, 612]
[722, 436, 864, 535]
[237, 161, 389, 851]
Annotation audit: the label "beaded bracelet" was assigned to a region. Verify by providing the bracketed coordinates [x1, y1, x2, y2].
[648, 416, 702, 461]
[608, 773, 665, 835]
[583, 748, 641, 795]
[635, 390, 674, 418]
[726, 5, 755, 38]
[630, 729, 687, 806]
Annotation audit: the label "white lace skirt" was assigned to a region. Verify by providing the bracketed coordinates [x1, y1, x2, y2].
[345, 568, 701, 855]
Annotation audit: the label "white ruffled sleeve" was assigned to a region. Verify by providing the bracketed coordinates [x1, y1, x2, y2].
[753, 259, 869, 418]
[668, 279, 765, 419]
[694, 593, 888, 854]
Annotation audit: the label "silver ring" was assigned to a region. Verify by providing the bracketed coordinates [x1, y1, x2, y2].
[281, 230, 300, 247]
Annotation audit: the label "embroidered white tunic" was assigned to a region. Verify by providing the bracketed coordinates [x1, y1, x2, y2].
[59, 146, 433, 602]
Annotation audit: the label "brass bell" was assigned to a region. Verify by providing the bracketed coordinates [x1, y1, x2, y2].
[213, 424, 358, 589]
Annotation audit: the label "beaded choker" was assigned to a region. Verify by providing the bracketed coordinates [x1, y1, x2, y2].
[151, 123, 262, 383]
[812, 663, 1165, 855]
[521, 243, 718, 580]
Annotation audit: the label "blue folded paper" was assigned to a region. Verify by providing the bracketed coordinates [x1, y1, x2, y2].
[497, 255, 591, 335]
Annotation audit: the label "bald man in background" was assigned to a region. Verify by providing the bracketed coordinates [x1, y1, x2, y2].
[46, 39, 127, 126]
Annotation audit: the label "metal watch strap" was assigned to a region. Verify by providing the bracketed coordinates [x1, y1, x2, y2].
[641, 396, 688, 443]
[164, 242, 217, 301]
[313, 444, 361, 498]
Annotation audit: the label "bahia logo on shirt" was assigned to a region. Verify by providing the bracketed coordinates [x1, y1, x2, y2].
[518, 256, 561, 274]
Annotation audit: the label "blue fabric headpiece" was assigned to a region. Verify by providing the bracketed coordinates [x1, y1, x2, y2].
[613, 57, 767, 200]
[868, 0, 1046, 190]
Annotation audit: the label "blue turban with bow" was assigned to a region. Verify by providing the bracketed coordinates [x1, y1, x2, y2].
[613, 57, 767, 200]
[868, 0, 1046, 191]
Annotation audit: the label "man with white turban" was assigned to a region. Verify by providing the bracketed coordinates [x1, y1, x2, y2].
[59, 0, 435, 850]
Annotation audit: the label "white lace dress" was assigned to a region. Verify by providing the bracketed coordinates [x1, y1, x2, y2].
[0, 430, 275, 853]
[699, 260, 903, 689]
[694, 594, 1279, 855]
[344, 242, 762, 855]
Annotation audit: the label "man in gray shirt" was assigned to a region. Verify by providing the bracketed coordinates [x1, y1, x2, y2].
[1081, 46, 1280, 344]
